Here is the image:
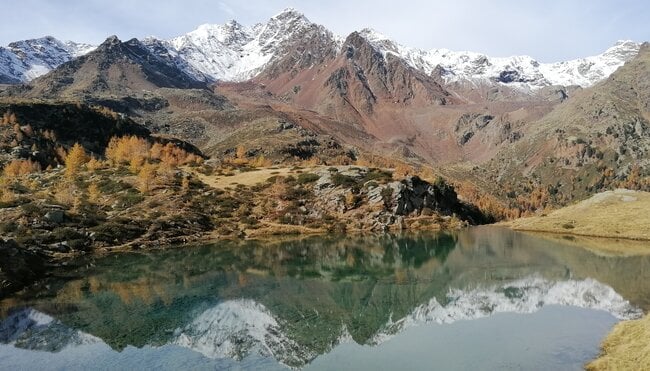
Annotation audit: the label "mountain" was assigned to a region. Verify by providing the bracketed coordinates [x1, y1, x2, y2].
[0, 36, 94, 83]
[156, 8, 340, 82]
[482, 42, 650, 204]
[0, 9, 639, 92]
[0, 7, 647, 211]
[358, 30, 640, 90]
[146, 9, 640, 91]
[27, 36, 205, 98]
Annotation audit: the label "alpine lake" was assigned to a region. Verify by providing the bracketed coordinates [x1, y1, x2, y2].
[1, 226, 649, 370]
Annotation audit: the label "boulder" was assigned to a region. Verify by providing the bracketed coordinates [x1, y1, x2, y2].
[44, 210, 65, 224]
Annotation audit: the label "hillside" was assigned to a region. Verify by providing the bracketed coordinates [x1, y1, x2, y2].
[506, 189, 650, 241]
[478, 43, 650, 209]
[26, 36, 205, 98]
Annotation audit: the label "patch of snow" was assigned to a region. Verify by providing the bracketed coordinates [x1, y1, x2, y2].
[146, 8, 339, 82]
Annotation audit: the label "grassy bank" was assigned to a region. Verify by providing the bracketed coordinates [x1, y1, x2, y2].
[504, 189, 650, 241]
[587, 314, 650, 370]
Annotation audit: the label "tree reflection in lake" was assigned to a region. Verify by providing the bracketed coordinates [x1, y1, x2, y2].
[1, 227, 649, 370]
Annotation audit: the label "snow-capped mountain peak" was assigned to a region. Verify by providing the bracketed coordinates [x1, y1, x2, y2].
[0, 8, 641, 90]
[355, 28, 641, 89]
[0, 35, 96, 83]
[159, 7, 333, 82]
[174, 21, 253, 50]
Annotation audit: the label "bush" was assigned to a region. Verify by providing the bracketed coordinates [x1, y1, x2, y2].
[331, 173, 358, 187]
[51, 227, 85, 242]
[363, 169, 392, 183]
[91, 220, 146, 244]
[20, 202, 41, 216]
[0, 221, 17, 234]
[297, 173, 320, 184]
[117, 189, 144, 208]
[280, 186, 312, 201]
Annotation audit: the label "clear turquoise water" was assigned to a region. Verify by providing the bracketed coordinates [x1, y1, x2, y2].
[1, 227, 648, 370]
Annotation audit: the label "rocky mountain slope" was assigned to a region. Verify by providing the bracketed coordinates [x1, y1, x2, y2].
[247, 28, 555, 165]
[482, 43, 650, 205]
[0, 9, 639, 92]
[0, 36, 94, 84]
[26, 36, 205, 98]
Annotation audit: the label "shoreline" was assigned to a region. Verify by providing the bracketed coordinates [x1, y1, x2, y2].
[0, 220, 464, 300]
[506, 226, 650, 242]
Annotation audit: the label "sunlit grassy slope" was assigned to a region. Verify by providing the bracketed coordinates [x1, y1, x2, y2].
[506, 189, 650, 241]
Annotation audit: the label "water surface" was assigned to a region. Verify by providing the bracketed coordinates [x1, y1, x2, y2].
[1, 227, 649, 370]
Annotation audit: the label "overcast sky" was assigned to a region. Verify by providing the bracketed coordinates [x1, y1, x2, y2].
[1, 0, 648, 62]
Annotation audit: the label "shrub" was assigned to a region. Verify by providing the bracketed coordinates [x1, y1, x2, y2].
[297, 173, 320, 184]
[2, 159, 41, 178]
[117, 189, 145, 208]
[331, 173, 358, 187]
[363, 169, 392, 183]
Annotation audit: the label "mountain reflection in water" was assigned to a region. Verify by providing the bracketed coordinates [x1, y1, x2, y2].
[1, 226, 649, 370]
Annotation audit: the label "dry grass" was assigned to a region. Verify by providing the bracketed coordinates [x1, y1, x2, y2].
[587, 314, 650, 370]
[504, 189, 650, 241]
[194, 166, 323, 188]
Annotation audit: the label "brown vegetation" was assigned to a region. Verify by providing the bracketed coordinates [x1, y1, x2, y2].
[64, 143, 88, 179]
[587, 314, 650, 370]
[2, 159, 41, 178]
[106, 135, 202, 168]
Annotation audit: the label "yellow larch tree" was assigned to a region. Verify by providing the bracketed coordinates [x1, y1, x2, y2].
[64, 143, 88, 179]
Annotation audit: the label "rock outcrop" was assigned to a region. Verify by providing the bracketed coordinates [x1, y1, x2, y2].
[312, 166, 486, 231]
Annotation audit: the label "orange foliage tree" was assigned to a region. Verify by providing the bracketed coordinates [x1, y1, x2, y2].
[64, 143, 88, 179]
[2, 159, 41, 178]
[106, 136, 201, 168]
[137, 162, 157, 193]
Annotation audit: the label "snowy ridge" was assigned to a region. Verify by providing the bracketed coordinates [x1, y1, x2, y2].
[0, 36, 95, 82]
[161, 8, 339, 82]
[370, 276, 641, 345]
[358, 28, 640, 89]
[0, 8, 640, 90]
